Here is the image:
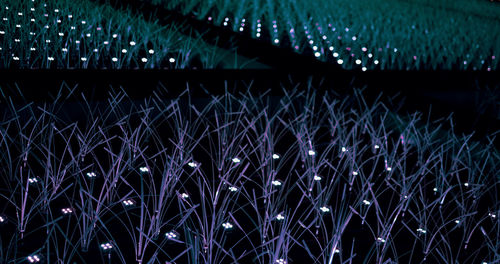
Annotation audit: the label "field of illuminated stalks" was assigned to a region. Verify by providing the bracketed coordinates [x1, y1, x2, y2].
[149, 0, 500, 71]
[0, 85, 498, 263]
[0, 0, 235, 69]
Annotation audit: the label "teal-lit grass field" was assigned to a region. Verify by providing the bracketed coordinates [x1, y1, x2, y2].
[0, 0, 239, 69]
[152, 0, 500, 70]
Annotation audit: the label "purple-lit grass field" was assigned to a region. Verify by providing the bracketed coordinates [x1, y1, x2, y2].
[0, 85, 498, 263]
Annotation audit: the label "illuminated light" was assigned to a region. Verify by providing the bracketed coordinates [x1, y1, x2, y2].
[61, 208, 73, 214]
[97, 27, 102, 31]
[276, 213, 285, 221]
[228, 186, 238, 192]
[81, 20, 86, 24]
[104, 41, 109, 45]
[188, 162, 198, 168]
[272, 154, 280, 159]
[112, 57, 118, 62]
[309, 40, 314, 45]
[362, 47, 367, 52]
[2, 18, 7, 21]
[121, 49, 127, 53]
[463, 61, 467, 65]
[374, 144, 380, 149]
[46, 40, 51, 43]
[139, 166, 149, 172]
[329, 46, 334, 51]
[394, 48, 397, 52]
[100, 242, 113, 250]
[337, 59, 343, 64]
[362, 200, 371, 205]
[464, 182, 469, 187]
[455, 220, 460, 224]
[355, 59, 361, 64]
[71, 26, 75, 30]
[57, 20, 61, 23]
[27, 255, 40, 263]
[313, 175, 322, 181]
[58, 32, 64, 37]
[333, 52, 339, 57]
[433, 187, 438, 192]
[362, 67, 367, 71]
[223, 22, 228, 26]
[165, 231, 178, 239]
[256, 33, 261, 37]
[489, 213, 496, 218]
[86, 33, 91, 37]
[352, 171, 358, 176]
[341, 147, 347, 152]
[308, 150, 316, 156]
[180, 193, 189, 199]
[222, 222, 233, 229]
[352, 36, 357, 41]
[148, 49, 154, 54]
[86, 172, 97, 178]
[31, 18, 35, 22]
[81, 57, 87, 62]
[28, 178, 38, 183]
[68, 15, 73, 19]
[169, 58, 175, 63]
[0, 216, 5, 222]
[274, 39, 279, 44]
[141, 58, 148, 63]
[232, 157, 241, 163]
[386, 167, 392, 171]
[14, 39, 20, 42]
[272, 180, 282, 186]
[257, 28, 261, 32]
[416, 228, 427, 234]
[113, 34, 118, 38]
[314, 52, 321, 57]
[208, 17, 212, 21]
[320, 206, 330, 213]
[0, 31, 4, 35]
[345, 27, 349, 32]
[322, 35, 327, 40]
[377, 237, 386, 243]
[374, 60, 379, 65]
[13, 57, 19, 61]
[54, 9, 59, 12]
[16, 24, 21, 28]
[224, 17, 229, 22]
[122, 199, 135, 206]
[276, 259, 286, 264]
[313, 46, 318, 51]
[30, 47, 36, 51]
[48, 57, 54, 61]
[239, 27, 244, 31]
[129, 41, 136, 46]
[334, 248, 340, 253]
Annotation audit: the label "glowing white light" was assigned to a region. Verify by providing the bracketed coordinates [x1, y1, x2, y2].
[71, 26, 75, 30]
[337, 59, 343, 64]
[122, 199, 135, 206]
[374, 60, 379, 65]
[181, 193, 189, 199]
[276, 213, 285, 220]
[377, 237, 386, 243]
[104, 41, 109, 45]
[272, 180, 282, 186]
[314, 52, 321, 57]
[232, 157, 241, 163]
[341, 147, 347, 152]
[48, 57, 54, 61]
[0, 31, 4, 35]
[274, 39, 279, 44]
[489, 213, 496, 218]
[464, 182, 469, 187]
[112, 34, 118, 38]
[394, 48, 397, 52]
[416, 228, 427, 234]
[28, 178, 38, 183]
[308, 40, 314, 45]
[100, 242, 113, 250]
[58, 32, 64, 37]
[68, 15, 72, 19]
[0, 216, 5, 222]
[86, 33, 91, 37]
[229, 186, 238, 192]
[61, 208, 73, 214]
[352, 36, 357, 41]
[362, 47, 367, 52]
[313, 175, 322, 181]
[334, 248, 340, 253]
[13, 57, 19, 61]
[112, 57, 118, 62]
[81, 57, 87, 62]
[362, 200, 371, 205]
[329, 46, 334, 51]
[30, 18, 35, 22]
[322, 35, 327, 40]
[129, 41, 136, 46]
[46, 40, 51, 43]
[86, 172, 97, 178]
[223, 22, 228, 26]
[169, 58, 175, 63]
[308, 150, 316, 156]
[272, 154, 280, 159]
[81, 20, 86, 24]
[276, 259, 286, 264]
[433, 188, 438, 192]
[320, 206, 330, 213]
[27, 255, 40, 263]
[148, 49, 154, 54]
[374, 144, 379, 149]
[256, 33, 261, 37]
[239, 27, 244, 31]
[355, 59, 361, 65]
[362, 67, 367, 71]
[121, 49, 127, 53]
[141, 58, 148, 63]
[222, 222, 233, 229]
[165, 231, 178, 239]
[188, 161, 198, 168]
[313, 46, 318, 51]
[455, 220, 460, 224]
[93, 49, 98, 52]
[333, 52, 339, 57]
[16, 24, 21, 28]
[54, 9, 59, 13]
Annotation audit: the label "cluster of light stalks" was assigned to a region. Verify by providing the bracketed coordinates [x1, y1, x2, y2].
[151, 0, 500, 70]
[0, 84, 498, 263]
[0, 0, 230, 69]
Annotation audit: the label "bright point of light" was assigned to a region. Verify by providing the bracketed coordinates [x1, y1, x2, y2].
[169, 58, 175, 63]
[181, 193, 189, 199]
[416, 228, 427, 234]
[81, 20, 86, 24]
[352, 36, 357, 41]
[112, 57, 118, 62]
[322, 35, 327, 40]
[239, 27, 244, 31]
[352, 171, 358, 176]
[362, 67, 367, 71]
[229, 186, 238, 192]
[223, 22, 228, 26]
[374, 144, 379, 149]
[274, 39, 279, 44]
[341, 147, 347, 152]
[141, 58, 148, 63]
[337, 59, 343, 64]
[232, 157, 241, 163]
[455, 220, 460, 224]
[104, 41, 109, 45]
[100, 242, 113, 250]
[320, 206, 330, 213]
[333, 52, 339, 57]
[308, 40, 314, 45]
[329, 46, 334, 51]
[61, 208, 73, 214]
[48, 57, 54, 61]
[313, 46, 318, 51]
[28, 178, 38, 183]
[27, 255, 40, 263]
[377, 237, 386, 243]
[314, 175, 322, 181]
[112, 34, 118, 38]
[464, 182, 469, 187]
[148, 49, 154, 54]
[362, 47, 367, 52]
[222, 222, 233, 229]
[58, 32, 64, 37]
[314, 52, 321, 57]
[81, 57, 87, 62]
[334, 248, 340, 253]
[123, 199, 135, 206]
[394, 48, 398, 52]
[165, 231, 178, 239]
[0, 216, 5, 222]
[272, 180, 282, 186]
[272, 154, 280, 159]
[129, 41, 136, 46]
[386, 167, 392, 171]
[363, 200, 371, 205]
[489, 213, 496, 218]
[276, 259, 286, 264]
[276, 213, 285, 220]
[433, 188, 438, 192]
[188, 162, 198, 168]
[256, 33, 261, 37]
[308, 150, 316, 156]
[86, 172, 97, 178]
[374, 60, 379, 65]
[355, 59, 361, 64]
